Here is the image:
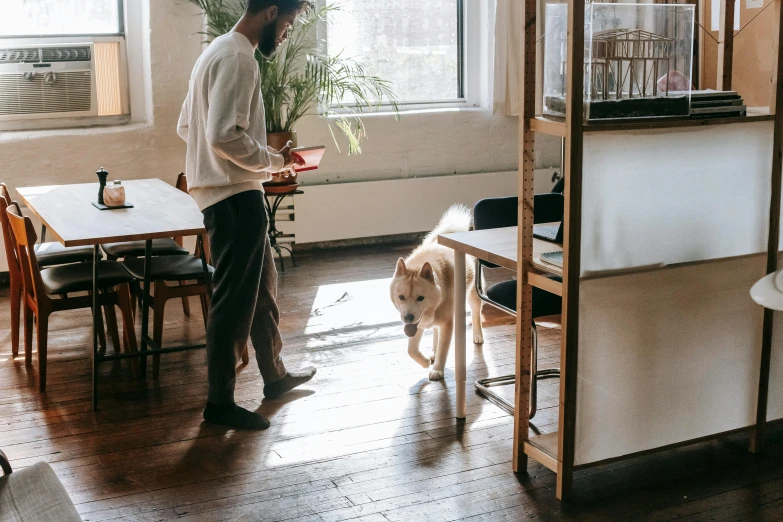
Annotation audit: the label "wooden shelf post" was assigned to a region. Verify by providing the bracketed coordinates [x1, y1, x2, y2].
[751, 0, 783, 455]
[717, 0, 736, 90]
[514, 0, 538, 475]
[555, 0, 586, 501]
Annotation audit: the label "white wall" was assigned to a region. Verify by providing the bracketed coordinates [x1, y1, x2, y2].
[294, 171, 518, 244]
[0, 0, 563, 272]
[0, 0, 203, 190]
[294, 109, 519, 185]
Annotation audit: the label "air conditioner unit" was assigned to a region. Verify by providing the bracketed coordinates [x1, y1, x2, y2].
[0, 43, 98, 122]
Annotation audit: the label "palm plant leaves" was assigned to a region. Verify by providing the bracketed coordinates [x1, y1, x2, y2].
[187, 1, 398, 155]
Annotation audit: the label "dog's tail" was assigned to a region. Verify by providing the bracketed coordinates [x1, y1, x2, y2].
[424, 204, 472, 244]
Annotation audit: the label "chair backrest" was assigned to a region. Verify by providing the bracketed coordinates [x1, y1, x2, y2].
[473, 193, 565, 231]
[176, 172, 188, 193]
[473, 196, 517, 231]
[0, 184, 21, 277]
[173, 173, 188, 248]
[5, 203, 44, 305]
[173, 172, 210, 261]
[533, 193, 564, 225]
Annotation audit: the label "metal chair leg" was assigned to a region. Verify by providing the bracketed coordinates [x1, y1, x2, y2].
[474, 324, 560, 421]
[473, 258, 561, 423]
[474, 314, 560, 420]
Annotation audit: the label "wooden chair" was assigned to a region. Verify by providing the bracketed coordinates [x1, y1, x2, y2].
[174, 173, 249, 366]
[5, 203, 139, 392]
[0, 184, 101, 357]
[99, 179, 191, 319]
[122, 254, 213, 376]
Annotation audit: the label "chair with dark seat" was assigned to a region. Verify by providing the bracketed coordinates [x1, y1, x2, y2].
[100, 177, 191, 317]
[0, 186, 117, 358]
[120, 175, 245, 376]
[5, 203, 138, 392]
[473, 193, 563, 420]
[122, 246, 216, 376]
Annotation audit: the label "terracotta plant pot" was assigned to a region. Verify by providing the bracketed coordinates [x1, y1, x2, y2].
[265, 131, 299, 186]
[267, 130, 297, 151]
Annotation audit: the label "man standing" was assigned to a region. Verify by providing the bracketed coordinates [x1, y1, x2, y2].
[177, 0, 315, 430]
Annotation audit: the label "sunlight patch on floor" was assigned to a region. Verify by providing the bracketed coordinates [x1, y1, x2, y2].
[305, 278, 399, 337]
[305, 277, 479, 357]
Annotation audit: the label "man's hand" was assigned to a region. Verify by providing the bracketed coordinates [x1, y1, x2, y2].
[279, 141, 306, 169]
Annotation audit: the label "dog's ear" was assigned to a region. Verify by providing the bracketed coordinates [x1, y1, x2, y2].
[419, 262, 435, 282]
[395, 258, 407, 276]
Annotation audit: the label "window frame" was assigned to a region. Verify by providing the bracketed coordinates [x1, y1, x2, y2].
[0, 0, 125, 40]
[319, 0, 480, 113]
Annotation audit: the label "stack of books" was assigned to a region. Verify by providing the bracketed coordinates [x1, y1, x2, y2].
[688, 90, 746, 118]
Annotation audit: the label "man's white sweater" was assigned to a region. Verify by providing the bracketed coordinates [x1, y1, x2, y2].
[177, 32, 285, 211]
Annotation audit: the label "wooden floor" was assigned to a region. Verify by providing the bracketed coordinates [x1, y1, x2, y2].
[1, 243, 782, 522]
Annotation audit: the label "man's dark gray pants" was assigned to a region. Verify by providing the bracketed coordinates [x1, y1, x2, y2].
[202, 190, 287, 405]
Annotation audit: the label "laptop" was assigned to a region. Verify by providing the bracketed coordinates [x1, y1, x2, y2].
[533, 220, 563, 244]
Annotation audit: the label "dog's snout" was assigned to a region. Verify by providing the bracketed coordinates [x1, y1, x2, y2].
[404, 313, 415, 323]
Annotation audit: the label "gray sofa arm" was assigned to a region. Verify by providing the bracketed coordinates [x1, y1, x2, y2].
[0, 454, 82, 522]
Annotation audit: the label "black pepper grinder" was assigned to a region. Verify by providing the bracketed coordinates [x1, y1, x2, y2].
[96, 168, 109, 205]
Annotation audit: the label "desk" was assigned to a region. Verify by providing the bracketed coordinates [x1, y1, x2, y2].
[437, 226, 562, 419]
[17, 179, 207, 410]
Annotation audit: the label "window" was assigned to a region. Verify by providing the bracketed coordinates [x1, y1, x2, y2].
[326, 0, 465, 106]
[1, 0, 123, 38]
[0, 0, 128, 131]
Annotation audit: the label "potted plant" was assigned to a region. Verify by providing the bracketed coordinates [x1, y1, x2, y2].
[187, 1, 398, 185]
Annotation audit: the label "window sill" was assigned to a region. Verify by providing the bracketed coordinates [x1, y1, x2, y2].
[0, 116, 145, 143]
[325, 105, 487, 119]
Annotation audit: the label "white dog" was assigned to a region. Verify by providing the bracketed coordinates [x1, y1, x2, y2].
[389, 205, 484, 381]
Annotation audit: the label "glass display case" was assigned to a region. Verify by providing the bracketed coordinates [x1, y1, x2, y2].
[543, 2, 695, 121]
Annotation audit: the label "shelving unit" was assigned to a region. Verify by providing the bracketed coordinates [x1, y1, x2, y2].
[515, 0, 783, 500]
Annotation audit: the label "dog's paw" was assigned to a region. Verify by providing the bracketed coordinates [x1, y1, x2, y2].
[429, 354, 436, 365]
[473, 332, 484, 344]
[418, 358, 431, 369]
[429, 370, 444, 381]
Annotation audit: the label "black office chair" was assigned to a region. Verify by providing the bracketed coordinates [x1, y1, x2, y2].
[473, 194, 562, 421]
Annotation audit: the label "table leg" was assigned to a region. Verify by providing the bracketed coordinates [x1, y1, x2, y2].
[139, 240, 152, 377]
[276, 245, 285, 272]
[263, 193, 273, 231]
[92, 245, 99, 411]
[454, 250, 467, 419]
[265, 194, 288, 272]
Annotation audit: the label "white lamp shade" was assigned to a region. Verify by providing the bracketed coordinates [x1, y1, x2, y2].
[750, 270, 783, 310]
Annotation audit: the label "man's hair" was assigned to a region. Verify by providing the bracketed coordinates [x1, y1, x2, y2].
[246, 0, 314, 15]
